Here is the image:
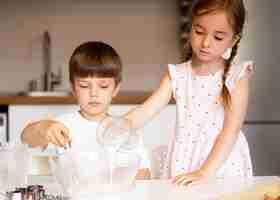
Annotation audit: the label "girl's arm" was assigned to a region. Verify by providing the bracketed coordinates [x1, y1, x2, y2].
[200, 75, 250, 175]
[125, 72, 173, 129]
[174, 74, 251, 185]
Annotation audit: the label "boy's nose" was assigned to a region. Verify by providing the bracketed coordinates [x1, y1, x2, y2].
[89, 87, 99, 97]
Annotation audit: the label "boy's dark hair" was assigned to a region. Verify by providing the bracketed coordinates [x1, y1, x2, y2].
[69, 41, 122, 85]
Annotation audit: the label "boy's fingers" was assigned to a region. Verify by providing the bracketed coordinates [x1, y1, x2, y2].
[60, 129, 71, 142]
[45, 121, 71, 147]
[47, 130, 65, 147]
[56, 123, 71, 141]
[53, 131, 67, 147]
[46, 133, 60, 146]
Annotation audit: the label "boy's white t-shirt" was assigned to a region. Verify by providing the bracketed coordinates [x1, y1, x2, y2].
[47, 111, 150, 169]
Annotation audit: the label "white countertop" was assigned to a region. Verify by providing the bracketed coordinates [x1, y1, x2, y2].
[27, 176, 280, 200]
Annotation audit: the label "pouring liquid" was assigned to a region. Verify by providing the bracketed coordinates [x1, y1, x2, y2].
[103, 137, 126, 185]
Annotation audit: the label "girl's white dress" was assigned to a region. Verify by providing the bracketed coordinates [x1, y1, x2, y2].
[163, 60, 253, 179]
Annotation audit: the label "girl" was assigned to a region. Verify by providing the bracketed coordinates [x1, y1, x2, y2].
[125, 0, 254, 185]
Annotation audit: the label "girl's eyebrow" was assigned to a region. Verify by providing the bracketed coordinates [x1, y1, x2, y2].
[194, 24, 229, 36]
[215, 31, 228, 35]
[193, 24, 205, 29]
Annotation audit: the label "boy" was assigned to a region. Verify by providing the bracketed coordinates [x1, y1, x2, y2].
[21, 41, 151, 179]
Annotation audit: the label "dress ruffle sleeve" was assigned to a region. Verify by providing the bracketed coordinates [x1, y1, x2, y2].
[167, 64, 177, 100]
[225, 61, 254, 93]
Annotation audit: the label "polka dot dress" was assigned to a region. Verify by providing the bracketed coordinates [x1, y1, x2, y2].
[163, 61, 254, 179]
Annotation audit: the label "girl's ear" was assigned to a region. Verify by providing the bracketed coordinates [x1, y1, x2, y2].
[112, 83, 121, 97]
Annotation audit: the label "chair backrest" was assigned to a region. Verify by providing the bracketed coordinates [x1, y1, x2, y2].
[150, 145, 168, 179]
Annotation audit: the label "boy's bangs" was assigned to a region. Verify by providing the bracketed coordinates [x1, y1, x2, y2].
[74, 64, 118, 79]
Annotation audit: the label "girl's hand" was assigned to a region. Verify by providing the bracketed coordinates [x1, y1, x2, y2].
[263, 194, 279, 200]
[172, 170, 209, 186]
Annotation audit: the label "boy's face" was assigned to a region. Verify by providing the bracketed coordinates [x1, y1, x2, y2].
[72, 76, 120, 121]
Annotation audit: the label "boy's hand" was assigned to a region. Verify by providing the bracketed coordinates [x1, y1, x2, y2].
[38, 120, 71, 147]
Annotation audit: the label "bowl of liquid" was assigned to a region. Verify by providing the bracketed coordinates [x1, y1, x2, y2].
[49, 116, 141, 198]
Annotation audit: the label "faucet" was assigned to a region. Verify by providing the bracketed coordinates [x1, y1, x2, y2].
[43, 68, 62, 91]
[42, 31, 62, 91]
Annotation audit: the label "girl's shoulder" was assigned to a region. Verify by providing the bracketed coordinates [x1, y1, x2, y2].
[169, 60, 191, 70]
[225, 60, 254, 92]
[227, 60, 254, 76]
[168, 61, 191, 77]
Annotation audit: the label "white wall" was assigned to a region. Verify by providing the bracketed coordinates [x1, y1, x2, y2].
[0, 0, 180, 93]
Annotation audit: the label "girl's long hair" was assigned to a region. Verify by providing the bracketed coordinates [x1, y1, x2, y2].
[184, 0, 246, 108]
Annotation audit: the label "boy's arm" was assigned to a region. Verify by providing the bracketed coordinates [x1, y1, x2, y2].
[125, 72, 173, 129]
[21, 120, 70, 148]
[21, 120, 50, 148]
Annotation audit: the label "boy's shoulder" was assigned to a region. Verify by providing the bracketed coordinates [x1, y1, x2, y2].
[55, 111, 79, 120]
[54, 111, 82, 126]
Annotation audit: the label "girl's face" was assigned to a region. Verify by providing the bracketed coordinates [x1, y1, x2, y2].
[190, 10, 237, 64]
[72, 76, 120, 121]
